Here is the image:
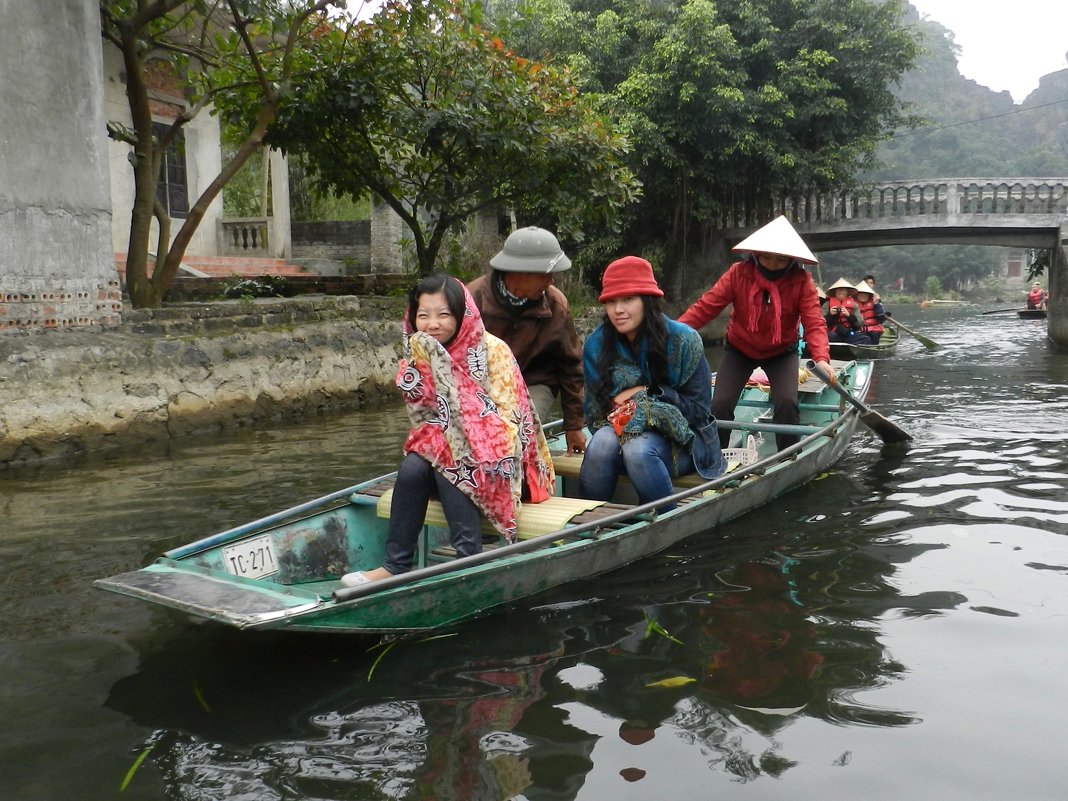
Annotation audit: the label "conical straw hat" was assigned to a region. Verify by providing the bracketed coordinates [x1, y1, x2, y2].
[827, 277, 856, 292]
[853, 280, 875, 295]
[731, 215, 818, 264]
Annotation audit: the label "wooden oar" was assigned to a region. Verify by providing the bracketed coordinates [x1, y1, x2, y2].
[884, 315, 940, 351]
[805, 360, 912, 443]
[981, 307, 1022, 315]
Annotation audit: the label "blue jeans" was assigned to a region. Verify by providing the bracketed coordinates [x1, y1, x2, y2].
[579, 427, 694, 511]
[383, 453, 482, 574]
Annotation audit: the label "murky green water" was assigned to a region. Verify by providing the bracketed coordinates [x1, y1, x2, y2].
[2, 306, 1067, 800]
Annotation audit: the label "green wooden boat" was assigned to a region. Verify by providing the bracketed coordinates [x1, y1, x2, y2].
[827, 326, 898, 360]
[96, 360, 877, 635]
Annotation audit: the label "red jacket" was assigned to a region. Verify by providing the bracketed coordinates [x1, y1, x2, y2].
[679, 259, 830, 363]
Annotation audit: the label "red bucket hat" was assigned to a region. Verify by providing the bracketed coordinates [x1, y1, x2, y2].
[598, 256, 664, 302]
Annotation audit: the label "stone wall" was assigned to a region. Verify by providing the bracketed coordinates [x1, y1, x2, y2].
[291, 220, 371, 267]
[0, 296, 406, 469]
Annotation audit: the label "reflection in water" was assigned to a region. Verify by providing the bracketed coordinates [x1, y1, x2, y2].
[5, 308, 1068, 799]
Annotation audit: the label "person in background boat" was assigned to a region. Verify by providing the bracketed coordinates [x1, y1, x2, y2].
[580, 256, 726, 511]
[824, 278, 871, 345]
[1027, 281, 1048, 310]
[862, 274, 881, 302]
[677, 216, 833, 452]
[341, 273, 555, 586]
[853, 280, 886, 344]
[864, 273, 893, 318]
[468, 227, 587, 456]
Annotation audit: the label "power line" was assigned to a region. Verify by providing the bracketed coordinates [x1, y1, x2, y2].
[892, 96, 1068, 139]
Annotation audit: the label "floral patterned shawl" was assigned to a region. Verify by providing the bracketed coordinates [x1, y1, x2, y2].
[397, 281, 554, 541]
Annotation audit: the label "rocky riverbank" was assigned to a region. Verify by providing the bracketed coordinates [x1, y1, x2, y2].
[0, 296, 408, 470]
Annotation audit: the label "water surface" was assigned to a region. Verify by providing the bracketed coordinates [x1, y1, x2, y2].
[2, 306, 1066, 800]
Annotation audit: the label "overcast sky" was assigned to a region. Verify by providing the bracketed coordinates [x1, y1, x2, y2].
[909, 0, 1068, 103]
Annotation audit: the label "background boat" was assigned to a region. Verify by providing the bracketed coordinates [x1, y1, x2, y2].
[827, 327, 899, 359]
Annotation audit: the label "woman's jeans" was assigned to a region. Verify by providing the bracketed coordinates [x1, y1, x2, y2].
[384, 453, 482, 574]
[579, 427, 694, 511]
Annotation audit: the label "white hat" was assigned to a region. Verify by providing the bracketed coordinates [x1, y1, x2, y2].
[732, 215, 818, 264]
[854, 280, 875, 295]
[827, 277, 856, 292]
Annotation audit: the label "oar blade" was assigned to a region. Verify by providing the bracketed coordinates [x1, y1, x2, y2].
[806, 359, 913, 444]
[912, 332, 941, 351]
[860, 409, 913, 443]
[886, 319, 940, 351]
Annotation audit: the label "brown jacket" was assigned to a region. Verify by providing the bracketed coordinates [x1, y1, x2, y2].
[467, 273, 585, 431]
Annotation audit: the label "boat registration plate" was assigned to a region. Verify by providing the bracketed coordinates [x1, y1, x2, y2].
[222, 535, 279, 580]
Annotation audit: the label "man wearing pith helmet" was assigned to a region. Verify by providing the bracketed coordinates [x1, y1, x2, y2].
[468, 226, 587, 454]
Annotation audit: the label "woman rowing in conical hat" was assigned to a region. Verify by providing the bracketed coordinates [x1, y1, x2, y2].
[677, 216, 832, 453]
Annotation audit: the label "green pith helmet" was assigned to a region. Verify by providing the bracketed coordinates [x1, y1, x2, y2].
[490, 226, 572, 273]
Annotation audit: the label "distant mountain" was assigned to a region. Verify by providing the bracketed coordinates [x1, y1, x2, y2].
[869, 4, 1068, 180]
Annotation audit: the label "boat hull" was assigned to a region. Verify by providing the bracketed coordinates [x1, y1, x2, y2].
[826, 328, 898, 360]
[97, 361, 875, 634]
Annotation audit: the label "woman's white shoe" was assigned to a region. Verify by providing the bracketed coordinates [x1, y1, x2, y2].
[340, 571, 372, 587]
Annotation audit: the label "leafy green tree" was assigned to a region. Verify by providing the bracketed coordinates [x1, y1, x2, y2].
[494, 0, 920, 268]
[268, 0, 639, 276]
[924, 274, 943, 299]
[819, 243, 1001, 295]
[100, 0, 333, 308]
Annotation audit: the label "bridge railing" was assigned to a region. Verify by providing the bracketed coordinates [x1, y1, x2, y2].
[773, 178, 1068, 225]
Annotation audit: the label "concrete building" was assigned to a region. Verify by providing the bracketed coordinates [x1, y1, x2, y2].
[0, 0, 301, 333]
[0, 0, 120, 332]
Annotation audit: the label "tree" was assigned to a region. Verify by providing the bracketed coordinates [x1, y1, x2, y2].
[495, 0, 920, 265]
[100, 0, 334, 308]
[267, 0, 640, 276]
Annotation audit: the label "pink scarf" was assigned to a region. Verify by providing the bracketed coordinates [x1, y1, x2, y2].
[745, 260, 784, 346]
[397, 281, 554, 542]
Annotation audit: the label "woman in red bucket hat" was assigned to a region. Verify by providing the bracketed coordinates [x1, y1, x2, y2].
[579, 256, 726, 511]
[678, 216, 832, 453]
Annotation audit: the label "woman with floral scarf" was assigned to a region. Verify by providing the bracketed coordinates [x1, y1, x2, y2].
[580, 257, 725, 512]
[678, 216, 832, 452]
[342, 274, 554, 586]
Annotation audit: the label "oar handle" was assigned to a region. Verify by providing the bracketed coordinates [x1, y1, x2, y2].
[805, 360, 871, 414]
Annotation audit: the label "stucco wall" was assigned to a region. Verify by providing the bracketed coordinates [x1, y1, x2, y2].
[101, 45, 224, 260]
[0, 0, 120, 331]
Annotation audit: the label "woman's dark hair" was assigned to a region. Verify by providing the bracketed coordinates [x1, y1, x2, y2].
[592, 295, 670, 412]
[407, 272, 466, 346]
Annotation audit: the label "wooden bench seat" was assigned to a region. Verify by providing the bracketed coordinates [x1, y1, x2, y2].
[353, 478, 636, 541]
